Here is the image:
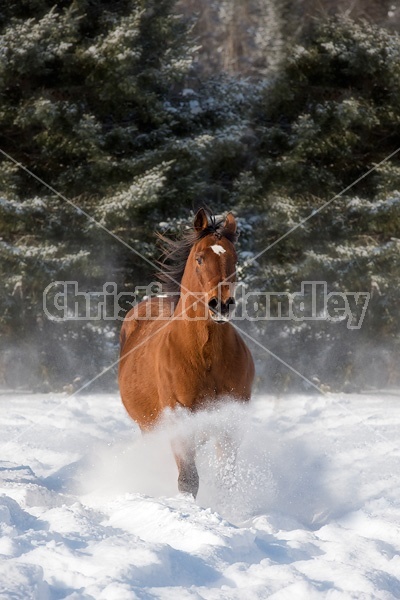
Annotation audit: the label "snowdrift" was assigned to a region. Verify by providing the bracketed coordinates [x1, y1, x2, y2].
[0, 391, 399, 599]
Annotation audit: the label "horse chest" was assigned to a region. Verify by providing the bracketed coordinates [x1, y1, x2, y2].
[202, 344, 214, 372]
[197, 341, 234, 394]
[162, 341, 223, 400]
[201, 349, 229, 380]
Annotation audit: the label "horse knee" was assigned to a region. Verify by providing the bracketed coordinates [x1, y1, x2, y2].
[172, 438, 199, 498]
[216, 434, 237, 464]
[178, 463, 199, 498]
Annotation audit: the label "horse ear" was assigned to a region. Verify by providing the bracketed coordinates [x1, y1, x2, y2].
[194, 208, 209, 232]
[224, 212, 237, 235]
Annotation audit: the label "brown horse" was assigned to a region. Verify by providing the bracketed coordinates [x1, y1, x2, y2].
[118, 208, 255, 498]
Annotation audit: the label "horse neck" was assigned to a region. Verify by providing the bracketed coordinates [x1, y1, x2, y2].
[172, 292, 230, 353]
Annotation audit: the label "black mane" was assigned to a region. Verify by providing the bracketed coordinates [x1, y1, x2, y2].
[156, 209, 237, 295]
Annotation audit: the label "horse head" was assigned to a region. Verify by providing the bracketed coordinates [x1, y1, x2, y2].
[181, 208, 238, 323]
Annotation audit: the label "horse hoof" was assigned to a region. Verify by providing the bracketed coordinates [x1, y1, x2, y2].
[177, 484, 198, 499]
[178, 479, 198, 499]
[177, 492, 195, 501]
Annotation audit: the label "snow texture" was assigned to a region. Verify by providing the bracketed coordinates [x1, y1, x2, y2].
[0, 391, 400, 599]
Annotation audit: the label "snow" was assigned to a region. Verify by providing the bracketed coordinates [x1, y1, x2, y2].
[0, 390, 400, 598]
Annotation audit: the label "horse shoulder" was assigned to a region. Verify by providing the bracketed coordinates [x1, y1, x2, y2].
[120, 296, 174, 351]
[119, 296, 175, 429]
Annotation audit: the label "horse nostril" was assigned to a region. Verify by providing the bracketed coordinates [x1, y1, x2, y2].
[221, 297, 235, 315]
[208, 297, 219, 312]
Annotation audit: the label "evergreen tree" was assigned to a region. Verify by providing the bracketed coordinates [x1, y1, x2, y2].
[0, 0, 190, 389]
[235, 18, 400, 391]
[0, 0, 257, 390]
[3, 4, 398, 394]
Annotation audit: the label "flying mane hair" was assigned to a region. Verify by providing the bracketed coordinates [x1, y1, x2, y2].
[156, 208, 238, 295]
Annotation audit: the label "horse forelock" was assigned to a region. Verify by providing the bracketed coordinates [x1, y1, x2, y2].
[156, 211, 238, 294]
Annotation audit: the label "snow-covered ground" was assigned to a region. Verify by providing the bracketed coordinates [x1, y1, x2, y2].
[0, 390, 400, 599]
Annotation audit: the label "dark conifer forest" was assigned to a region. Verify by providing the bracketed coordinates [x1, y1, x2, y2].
[1, 1, 399, 392]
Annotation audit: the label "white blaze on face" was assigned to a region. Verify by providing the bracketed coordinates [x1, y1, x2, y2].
[210, 244, 226, 256]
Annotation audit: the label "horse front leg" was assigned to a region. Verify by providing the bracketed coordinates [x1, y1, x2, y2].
[172, 437, 199, 498]
[216, 433, 239, 488]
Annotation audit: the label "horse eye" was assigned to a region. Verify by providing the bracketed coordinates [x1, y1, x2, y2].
[196, 256, 203, 265]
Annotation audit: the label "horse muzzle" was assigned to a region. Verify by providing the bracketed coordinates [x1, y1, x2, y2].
[208, 296, 235, 323]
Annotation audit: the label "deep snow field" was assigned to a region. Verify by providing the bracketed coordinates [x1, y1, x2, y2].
[0, 389, 400, 599]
